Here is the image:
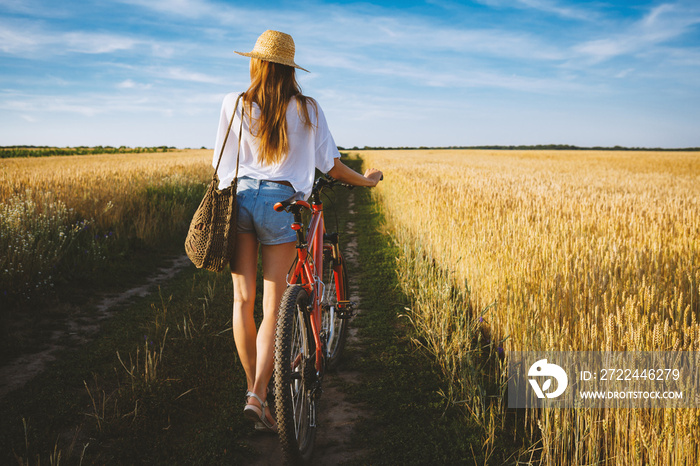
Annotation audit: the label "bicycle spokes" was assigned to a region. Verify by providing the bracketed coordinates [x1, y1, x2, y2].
[275, 285, 317, 463]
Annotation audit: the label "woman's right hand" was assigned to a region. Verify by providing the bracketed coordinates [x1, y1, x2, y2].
[363, 168, 383, 187]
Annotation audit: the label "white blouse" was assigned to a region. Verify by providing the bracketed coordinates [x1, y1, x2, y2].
[212, 92, 340, 199]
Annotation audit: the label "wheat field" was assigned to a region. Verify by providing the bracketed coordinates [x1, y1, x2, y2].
[3, 147, 699, 462]
[0, 150, 211, 303]
[360, 149, 700, 465]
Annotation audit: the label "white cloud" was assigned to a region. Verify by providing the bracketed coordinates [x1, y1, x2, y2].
[117, 79, 136, 89]
[663, 48, 700, 67]
[573, 2, 700, 64]
[0, 22, 40, 54]
[115, 0, 219, 18]
[150, 43, 176, 59]
[117, 79, 152, 90]
[63, 32, 139, 54]
[0, 0, 72, 18]
[614, 68, 635, 79]
[152, 67, 229, 85]
[113, 0, 257, 27]
[516, 0, 596, 21]
[471, 0, 597, 21]
[0, 19, 140, 56]
[0, 84, 226, 120]
[429, 28, 564, 60]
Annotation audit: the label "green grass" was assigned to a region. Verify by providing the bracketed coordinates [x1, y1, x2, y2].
[0, 265, 259, 464]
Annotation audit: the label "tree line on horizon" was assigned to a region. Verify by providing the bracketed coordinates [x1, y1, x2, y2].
[0, 146, 177, 158]
[338, 144, 700, 152]
[2, 144, 698, 159]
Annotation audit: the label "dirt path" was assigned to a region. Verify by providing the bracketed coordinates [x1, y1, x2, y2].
[0, 255, 192, 399]
[244, 191, 369, 464]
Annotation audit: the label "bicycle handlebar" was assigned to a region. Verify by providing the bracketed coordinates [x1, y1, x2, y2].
[313, 175, 352, 191]
[273, 174, 383, 213]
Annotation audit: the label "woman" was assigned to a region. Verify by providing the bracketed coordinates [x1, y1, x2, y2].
[213, 30, 382, 432]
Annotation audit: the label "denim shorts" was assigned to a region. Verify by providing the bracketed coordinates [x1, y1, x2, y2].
[236, 176, 297, 245]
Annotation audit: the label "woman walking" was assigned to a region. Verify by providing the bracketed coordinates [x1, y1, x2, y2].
[213, 30, 382, 432]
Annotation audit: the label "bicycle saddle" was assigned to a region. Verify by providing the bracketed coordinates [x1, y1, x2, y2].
[273, 191, 310, 212]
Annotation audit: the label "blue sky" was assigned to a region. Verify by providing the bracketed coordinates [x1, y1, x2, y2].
[1, 0, 699, 148]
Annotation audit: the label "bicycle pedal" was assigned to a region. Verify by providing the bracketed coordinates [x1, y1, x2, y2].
[337, 300, 355, 319]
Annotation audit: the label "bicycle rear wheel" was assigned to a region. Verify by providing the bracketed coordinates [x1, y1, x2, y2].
[274, 285, 316, 464]
[321, 251, 349, 370]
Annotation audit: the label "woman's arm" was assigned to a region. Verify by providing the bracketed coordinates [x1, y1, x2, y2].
[327, 158, 383, 187]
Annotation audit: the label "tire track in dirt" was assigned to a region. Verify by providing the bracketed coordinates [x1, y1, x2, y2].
[0, 255, 192, 399]
[244, 190, 369, 464]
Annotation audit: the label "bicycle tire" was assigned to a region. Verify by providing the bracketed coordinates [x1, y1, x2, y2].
[274, 285, 317, 464]
[321, 252, 349, 370]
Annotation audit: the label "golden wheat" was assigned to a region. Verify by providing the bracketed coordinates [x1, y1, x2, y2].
[0, 150, 211, 235]
[360, 149, 700, 464]
[0, 150, 212, 301]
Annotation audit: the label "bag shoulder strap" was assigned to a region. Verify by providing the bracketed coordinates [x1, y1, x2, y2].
[213, 93, 244, 180]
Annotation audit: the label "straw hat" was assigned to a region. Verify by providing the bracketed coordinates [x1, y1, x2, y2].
[235, 30, 309, 72]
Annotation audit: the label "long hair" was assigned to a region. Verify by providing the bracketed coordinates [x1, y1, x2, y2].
[243, 58, 316, 166]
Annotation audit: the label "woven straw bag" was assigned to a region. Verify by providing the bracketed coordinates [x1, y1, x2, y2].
[185, 94, 244, 272]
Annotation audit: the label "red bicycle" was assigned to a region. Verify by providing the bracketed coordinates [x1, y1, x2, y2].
[272, 175, 354, 464]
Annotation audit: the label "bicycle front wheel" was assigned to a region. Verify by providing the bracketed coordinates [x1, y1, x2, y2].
[274, 285, 316, 464]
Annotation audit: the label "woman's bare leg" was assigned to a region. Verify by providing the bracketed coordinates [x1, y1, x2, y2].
[250, 241, 296, 424]
[231, 233, 259, 393]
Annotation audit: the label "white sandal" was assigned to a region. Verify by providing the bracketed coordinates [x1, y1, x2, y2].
[244, 393, 265, 431]
[244, 391, 277, 433]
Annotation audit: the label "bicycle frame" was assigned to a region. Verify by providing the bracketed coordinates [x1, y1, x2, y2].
[281, 180, 348, 373]
[287, 202, 324, 371]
